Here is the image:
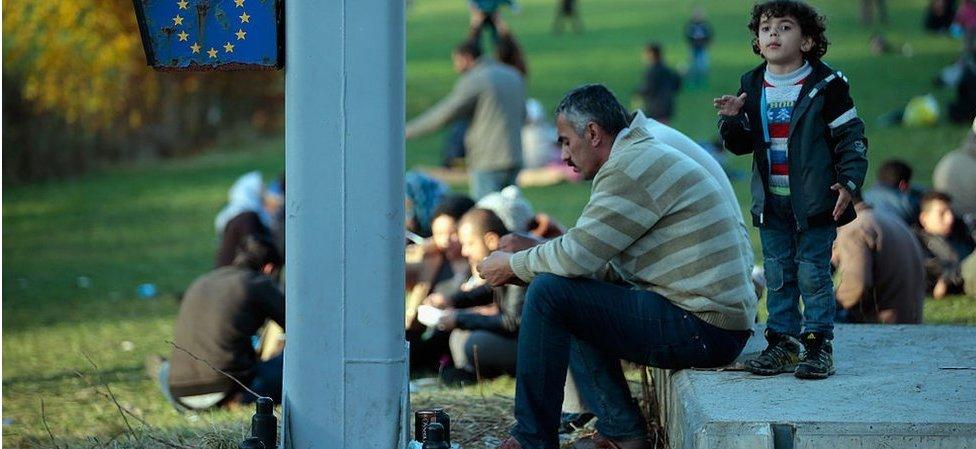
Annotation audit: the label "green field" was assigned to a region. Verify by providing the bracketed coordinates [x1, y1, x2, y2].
[3, 0, 974, 446]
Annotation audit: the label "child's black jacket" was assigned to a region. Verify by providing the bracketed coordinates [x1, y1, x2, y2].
[719, 59, 868, 230]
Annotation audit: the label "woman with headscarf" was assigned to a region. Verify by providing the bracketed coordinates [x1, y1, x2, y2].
[214, 171, 273, 267]
[405, 171, 450, 239]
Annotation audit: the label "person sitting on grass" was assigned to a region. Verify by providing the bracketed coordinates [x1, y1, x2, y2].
[478, 185, 567, 241]
[832, 197, 926, 324]
[405, 171, 450, 239]
[863, 159, 924, 226]
[214, 171, 278, 268]
[933, 128, 976, 221]
[159, 234, 284, 411]
[916, 191, 976, 298]
[428, 208, 525, 386]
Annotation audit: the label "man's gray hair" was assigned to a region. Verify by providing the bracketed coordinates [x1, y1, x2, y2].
[554, 84, 630, 137]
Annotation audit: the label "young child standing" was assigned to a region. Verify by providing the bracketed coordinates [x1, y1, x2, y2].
[715, 0, 868, 379]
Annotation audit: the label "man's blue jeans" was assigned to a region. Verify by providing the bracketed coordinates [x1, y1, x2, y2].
[470, 168, 520, 200]
[510, 274, 751, 449]
[241, 353, 283, 404]
[760, 195, 837, 339]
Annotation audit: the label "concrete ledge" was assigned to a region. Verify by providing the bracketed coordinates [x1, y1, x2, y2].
[652, 324, 976, 449]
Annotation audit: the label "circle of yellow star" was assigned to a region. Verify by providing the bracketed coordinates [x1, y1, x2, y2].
[239, 12, 250, 23]
[235, 29, 247, 40]
[178, 31, 189, 42]
[177, 0, 188, 10]
[190, 42, 201, 54]
[223, 42, 235, 53]
[234, 0, 245, 7]
[207, 47, 218, 58]
[172, 14, 184, 26]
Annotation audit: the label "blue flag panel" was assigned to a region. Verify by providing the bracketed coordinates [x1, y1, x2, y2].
[134, 0, 282, 71]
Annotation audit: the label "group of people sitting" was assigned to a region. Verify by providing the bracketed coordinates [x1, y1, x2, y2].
[846, 156, 976, 315]
[833, 170, 975, 327]
[404, 180, 561, 385]
[860, 154, 976, 301]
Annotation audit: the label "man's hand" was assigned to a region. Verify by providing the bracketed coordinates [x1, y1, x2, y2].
[830, 183, 852, 221]
[437, 310, 458, 331]
[425, 292, 449, 309]
[498, 232, 545, 253]
[476, 251, 524, 286]
[713, 93, 747, 116]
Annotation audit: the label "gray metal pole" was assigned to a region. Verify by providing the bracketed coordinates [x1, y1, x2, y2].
[283, 0, 407, 447]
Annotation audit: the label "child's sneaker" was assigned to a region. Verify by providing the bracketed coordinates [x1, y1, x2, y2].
[795, 332, 835, 379]
[744, 329, 801, 375]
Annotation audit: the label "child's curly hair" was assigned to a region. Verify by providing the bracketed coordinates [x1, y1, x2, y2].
[748, 0, 829, 60]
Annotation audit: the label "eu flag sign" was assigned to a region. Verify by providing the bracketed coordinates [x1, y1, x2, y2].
[133, 0, 282, 71]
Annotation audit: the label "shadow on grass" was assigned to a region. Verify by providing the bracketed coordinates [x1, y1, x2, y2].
[2, 295, 180, 334]
[13, 420, 250, 449]
[2, 364, 147, 390]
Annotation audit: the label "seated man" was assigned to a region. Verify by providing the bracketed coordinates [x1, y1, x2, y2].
[507, 108, 755, 435]
[164, 234, 285, 411]
[862, 159, 924, 226]
[479, 84, 756, 449]
[431, 208, 525, 385]
[916, 191, 976, 298]
[634, 108, 753, 266]
[832, 198, 925, 324]
[478, 185, 566, 240]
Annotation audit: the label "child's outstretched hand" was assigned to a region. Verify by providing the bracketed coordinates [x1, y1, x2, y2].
[713, 93, 747, 116]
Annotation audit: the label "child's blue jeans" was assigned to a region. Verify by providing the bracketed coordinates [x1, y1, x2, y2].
[760, 195, 837, 339]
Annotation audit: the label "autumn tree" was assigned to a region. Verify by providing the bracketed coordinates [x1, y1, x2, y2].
[2, 0, 283, 183]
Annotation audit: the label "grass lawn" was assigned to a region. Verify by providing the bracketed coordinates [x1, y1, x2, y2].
[3, 0, 975, 446]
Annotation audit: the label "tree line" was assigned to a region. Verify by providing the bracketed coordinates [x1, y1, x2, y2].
[2, 1, 283, 184]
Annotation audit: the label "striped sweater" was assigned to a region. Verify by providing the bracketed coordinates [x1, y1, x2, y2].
[509, 123, 757, 331]
[764, 61, 812, 197]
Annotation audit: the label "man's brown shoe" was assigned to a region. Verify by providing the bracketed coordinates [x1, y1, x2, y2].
[571, 432, 653, 449]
